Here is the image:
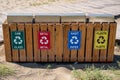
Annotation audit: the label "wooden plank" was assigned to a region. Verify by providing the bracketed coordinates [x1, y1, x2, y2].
[107, 23, 117, 62]
[40, 24, 48, 62]
[33, 24, 40, 62]
[25, 23, 33, 62]
[100, 23, 109, 62]
[48, 24, 55, 62]
[2, 24, 12, 61]
[10, 23, 19, 62]
[63, 23, 70, 62]
[55, 24, 63, 62]
[70, 23, 78, 62]
[93, 23, 102, 62]
[85, 23, 93, 62]
[18, 24, 26, 62]
[78, 23, 86, 62]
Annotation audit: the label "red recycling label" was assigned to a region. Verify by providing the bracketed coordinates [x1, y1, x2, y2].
[38, 31, 50, 49]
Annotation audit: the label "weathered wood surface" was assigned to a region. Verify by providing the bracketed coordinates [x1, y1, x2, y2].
[3, 22, 116, 62]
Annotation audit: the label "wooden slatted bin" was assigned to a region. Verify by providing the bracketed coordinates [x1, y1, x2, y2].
[88, 14, 117, 62]
[3, 13, 117, 62]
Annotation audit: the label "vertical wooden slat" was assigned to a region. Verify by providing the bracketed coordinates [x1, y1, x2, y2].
[10, 23, 19, 62]
[107, 22, 117, 62]
[33, 24, 40, 62]
[40, 24, 48, 62]
[63, 23, 70, 62]
[25, 23, 33, 62]
[48, 24, 55, 62]
[2, 24, 12, 61]
[100, 23, 109, 62]
[70, 23, 78, 62]
[93, 23, 102, 62]
[85, 23, 93, 62]
[18, 24, 26, 62]
[78, 23, 86, 62]
[55, 24, 63, 62]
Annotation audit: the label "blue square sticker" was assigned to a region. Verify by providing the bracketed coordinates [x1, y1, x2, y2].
[68, 31, 81, 50]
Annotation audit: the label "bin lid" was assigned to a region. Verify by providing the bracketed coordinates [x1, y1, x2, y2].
[60, 13, 86, 22]
[88, 13, 115, 22]
[7, 13, 33, 23]
[35, 13, 60, 22]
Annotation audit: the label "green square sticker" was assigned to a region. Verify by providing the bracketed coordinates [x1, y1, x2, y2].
[11, 31, 25, 49]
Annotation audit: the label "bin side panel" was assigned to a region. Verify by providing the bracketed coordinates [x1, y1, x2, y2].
[40, 24, 48, 62]
[10, 24, 19, 62]
[93, 23, 102, 62]
[78, 23, 86, 62]
[70, 23, 78, 62]
[100, 23, 109, 62]
[18, 24, 26, 62]
[63, 24, 70, 62]
[107, 23, 117, 62]
[48, 24, 55, 62]
[85, 23, 93, 62]
[25, 24, 33, 62]
[55, 24, 63, 62]
[33, 24, 40, 62]
[3, 24, 12, 61]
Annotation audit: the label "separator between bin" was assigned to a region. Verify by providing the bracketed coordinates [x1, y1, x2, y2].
[7, 13, 33, 23]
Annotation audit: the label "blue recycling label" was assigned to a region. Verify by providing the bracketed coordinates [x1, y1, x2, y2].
[68, 31, 81, 50]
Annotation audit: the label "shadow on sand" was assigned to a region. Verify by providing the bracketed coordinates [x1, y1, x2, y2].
[15, 54, 120, 70]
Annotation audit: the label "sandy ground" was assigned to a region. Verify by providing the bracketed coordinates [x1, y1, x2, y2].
[0, 0, 120, 80]
[0, 43, 120, 80]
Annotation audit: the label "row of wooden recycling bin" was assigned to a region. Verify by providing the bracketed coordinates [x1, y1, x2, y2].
[3, 13, 117, 62]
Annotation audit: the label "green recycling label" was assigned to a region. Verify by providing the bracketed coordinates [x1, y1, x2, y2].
[11, 31, 25, 49]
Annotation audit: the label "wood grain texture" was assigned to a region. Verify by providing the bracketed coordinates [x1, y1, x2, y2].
[93, 23, 102, 62]
[100, 23, 109, 62]
[33, 24, 40, 62]
[25, 23, 33, 62]
[70, 23, 78, 62]
[2, 24, 12, 61]
[85, 23, 93, 62]
[78, 23, 86, 62]
[10, 23, 19, 62]
[107, 23, 117, 62]
[18, 24, 26, 62]
[63, 23, 70, 62]
[55, 24, 63, 62]
[48, 24, 55, 62]
[40, 24, 48, 62]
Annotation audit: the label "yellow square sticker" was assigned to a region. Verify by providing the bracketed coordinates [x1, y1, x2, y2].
[94, 31, 108, 49]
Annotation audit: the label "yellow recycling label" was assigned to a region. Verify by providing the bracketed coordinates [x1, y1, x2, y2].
[94, 31, 108, 49]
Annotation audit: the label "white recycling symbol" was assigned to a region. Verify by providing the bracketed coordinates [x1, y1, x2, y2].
[40, 36, 49, 45]
[14, 36, 23, 45]
[70, 36, 79, 44]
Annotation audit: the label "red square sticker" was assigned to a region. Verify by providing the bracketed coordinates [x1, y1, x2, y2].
[38, 31, 50, 49]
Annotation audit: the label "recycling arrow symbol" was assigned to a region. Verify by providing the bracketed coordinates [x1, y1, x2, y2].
[70, 36, 79, 44]
[97, 36, 105, 44]
[14, 36, 23, 45]
[40, 36, 49, 45]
